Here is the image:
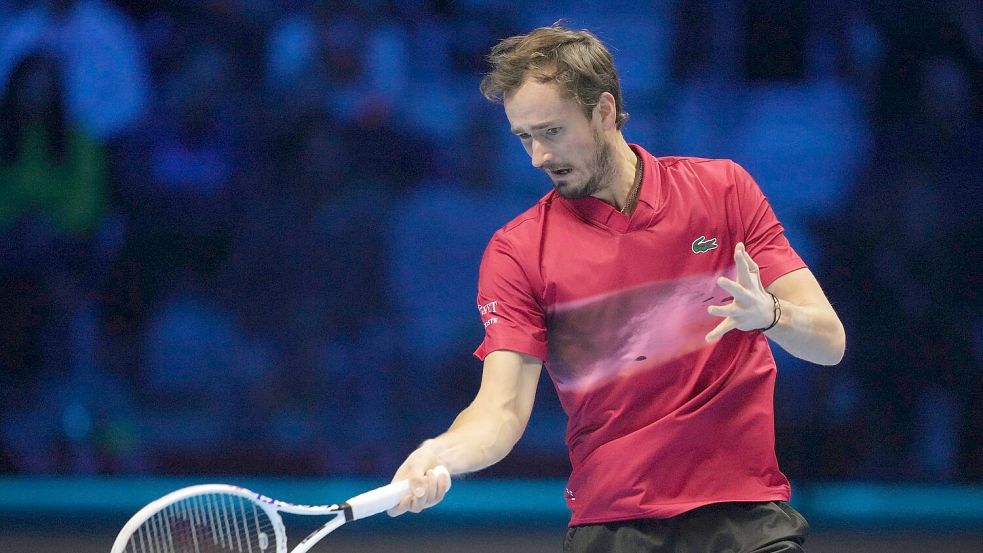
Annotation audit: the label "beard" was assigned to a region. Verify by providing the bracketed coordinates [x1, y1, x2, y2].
[551, 128, 615, 200]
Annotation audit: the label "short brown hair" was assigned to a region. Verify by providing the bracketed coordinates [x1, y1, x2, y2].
[480, 24, 629, 129]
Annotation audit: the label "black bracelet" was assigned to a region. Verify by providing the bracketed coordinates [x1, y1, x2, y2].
[760, 293, 781, 332]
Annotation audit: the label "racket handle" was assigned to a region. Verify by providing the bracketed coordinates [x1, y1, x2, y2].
[346, 465, 451, 520]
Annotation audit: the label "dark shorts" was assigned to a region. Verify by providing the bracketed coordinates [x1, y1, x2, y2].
[563, 501, 810, 553]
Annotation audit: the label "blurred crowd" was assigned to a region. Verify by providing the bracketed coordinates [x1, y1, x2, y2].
[0, 0, 979, 482]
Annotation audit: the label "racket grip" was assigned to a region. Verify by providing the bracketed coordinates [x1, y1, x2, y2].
[347, 465, 451, 520]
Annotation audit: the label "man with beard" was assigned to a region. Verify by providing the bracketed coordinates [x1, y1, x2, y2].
[388, 24, 845, 553]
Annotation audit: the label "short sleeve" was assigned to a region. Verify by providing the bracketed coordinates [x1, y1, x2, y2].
[473, 231, 548, 362]
[730, 161, 807, 287]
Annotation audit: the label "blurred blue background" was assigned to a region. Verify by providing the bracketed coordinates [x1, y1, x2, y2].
[0, 0, 980, 523]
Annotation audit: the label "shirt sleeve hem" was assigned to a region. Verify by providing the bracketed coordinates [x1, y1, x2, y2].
[473, 338, 547, 363]
[761, 260, 808, 289]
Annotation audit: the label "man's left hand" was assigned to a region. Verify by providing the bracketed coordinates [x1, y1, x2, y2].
[705, 242, 775, 342]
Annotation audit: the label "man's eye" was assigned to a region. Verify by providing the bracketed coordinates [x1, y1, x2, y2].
[518, 134, 531, 140]
[546, 128, 560, 136]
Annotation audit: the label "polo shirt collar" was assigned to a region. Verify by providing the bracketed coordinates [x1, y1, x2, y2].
[560, 143, 664, 233]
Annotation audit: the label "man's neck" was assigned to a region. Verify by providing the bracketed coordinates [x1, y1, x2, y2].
[594, 135, 640, 212]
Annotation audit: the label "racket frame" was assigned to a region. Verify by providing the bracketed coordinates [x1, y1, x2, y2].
[111, 468, 447, 553]
[111, 483, 342, 553]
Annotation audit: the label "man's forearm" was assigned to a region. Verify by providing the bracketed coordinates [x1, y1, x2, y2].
[764, 298, 845, 365]
[418, 403, 525, 475]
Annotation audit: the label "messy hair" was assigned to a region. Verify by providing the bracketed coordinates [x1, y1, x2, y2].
[480, 24, 629, 129]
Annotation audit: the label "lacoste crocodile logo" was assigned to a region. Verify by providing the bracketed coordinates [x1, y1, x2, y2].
[692, 236, 718, 254]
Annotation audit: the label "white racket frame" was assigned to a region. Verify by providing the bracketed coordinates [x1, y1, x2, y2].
[111, 466, 450, 553]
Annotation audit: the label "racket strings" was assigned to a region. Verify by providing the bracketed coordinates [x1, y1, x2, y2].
[125, 494, 277, 553]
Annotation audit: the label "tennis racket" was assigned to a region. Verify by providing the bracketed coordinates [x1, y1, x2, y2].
[111, 466, 450, 553]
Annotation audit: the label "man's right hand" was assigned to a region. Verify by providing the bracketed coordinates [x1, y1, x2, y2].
[386, 351, 542, 517]
[387, 442, 453, 517]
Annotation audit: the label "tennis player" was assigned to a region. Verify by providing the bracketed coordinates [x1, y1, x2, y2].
[389, 24, 845, 553]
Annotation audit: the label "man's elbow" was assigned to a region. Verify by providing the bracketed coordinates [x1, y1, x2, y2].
[821, 319, 847, 366]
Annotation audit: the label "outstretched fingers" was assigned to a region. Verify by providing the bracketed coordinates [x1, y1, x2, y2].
[705, 316, 739, 342]
[735, 243, 764, 292]
[716, 276, 755, 303]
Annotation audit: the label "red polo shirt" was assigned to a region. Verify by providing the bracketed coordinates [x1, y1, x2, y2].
[474, 145, 806, 525]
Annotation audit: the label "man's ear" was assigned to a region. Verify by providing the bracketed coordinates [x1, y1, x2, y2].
[594, 92, 617, 131]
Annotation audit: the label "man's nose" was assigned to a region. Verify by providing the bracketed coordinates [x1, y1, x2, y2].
[531, 140, 553, 168]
